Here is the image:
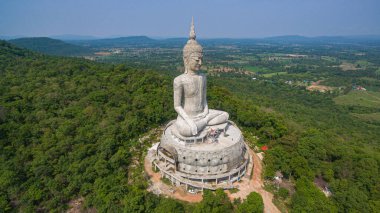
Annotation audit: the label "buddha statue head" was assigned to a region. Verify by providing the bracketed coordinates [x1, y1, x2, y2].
[183, 17, 203, 73]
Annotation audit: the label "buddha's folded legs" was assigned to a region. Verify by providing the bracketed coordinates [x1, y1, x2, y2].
[207, 109, 229, 125]
[175, 116, 207, 137]
[175, 110, 229, 137]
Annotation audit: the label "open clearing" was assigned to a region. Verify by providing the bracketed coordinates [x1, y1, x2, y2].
[307, 85, 335, 92]
[245, 66, 272, 73]
[351, 112, 380, 123]
[334, 90, 380, 109]
[262, 72, 287, 78]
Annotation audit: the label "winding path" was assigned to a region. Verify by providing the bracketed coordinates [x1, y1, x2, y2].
[145, 147, 281, 212]
[145, 154, 203, 202]
[228, 149, 281, 213]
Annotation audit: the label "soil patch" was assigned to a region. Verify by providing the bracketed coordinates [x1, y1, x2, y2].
[144, 145, 280, 212]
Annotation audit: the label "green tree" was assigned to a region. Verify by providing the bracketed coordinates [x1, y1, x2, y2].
[0, 193, 11, 212]
[289, 156, 314, 180]
[331, 179, 370, 212]
[122, 186, 147, 213]
[237, 192, 264, 213]
[194, 189, 233, 213]
[154, 198, 185, 213]
[291, 177, 337, 213]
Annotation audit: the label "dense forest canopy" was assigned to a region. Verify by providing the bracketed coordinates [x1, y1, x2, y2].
[1, 38, 380, 212]
[8, 37, 93, 56]
[0, 41, 271, 212]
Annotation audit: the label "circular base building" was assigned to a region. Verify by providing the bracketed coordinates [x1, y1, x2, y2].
[153, 120, 250, 191]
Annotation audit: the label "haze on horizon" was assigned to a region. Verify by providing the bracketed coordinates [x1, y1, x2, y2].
[1, 0, 380, 39]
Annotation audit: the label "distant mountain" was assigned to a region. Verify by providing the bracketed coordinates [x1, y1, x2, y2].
[69, 36, 158, 48]
[51, 34, 99, 41]
[8, 37, 93, 56]
[262, 35, 380, 44]
[265, 35, 312, 42]
[0, 35, 25, 40]
[57, 34, 380, 49]
[163, 37, 187, 43]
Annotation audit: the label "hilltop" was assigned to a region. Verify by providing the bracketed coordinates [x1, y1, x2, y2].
[0, 41, 277, 212]
[1, 39, 380, 212]
[8, 37, 93, 56]
[69, 36, 157, 48]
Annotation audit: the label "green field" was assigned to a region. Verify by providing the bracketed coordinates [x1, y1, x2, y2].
[334, 90, 380, 109]
[244, 65, 272, 73]
[351, 112, 380, 123]
[356, 60, 373, 67]
[321, 56, 337, 62]
[262, 72, 288, 78]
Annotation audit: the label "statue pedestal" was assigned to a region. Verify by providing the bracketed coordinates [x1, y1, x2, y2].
[155, 120, 250, 190]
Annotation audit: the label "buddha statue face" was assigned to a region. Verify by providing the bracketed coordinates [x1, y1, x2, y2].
[183, 17, 203, 74]
[185, 52, 203, 73]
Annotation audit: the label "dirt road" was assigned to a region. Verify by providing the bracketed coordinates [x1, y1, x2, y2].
[144, 156, 202, 203]
[228, 149, 281, 213]
[145, 148, 280, 212]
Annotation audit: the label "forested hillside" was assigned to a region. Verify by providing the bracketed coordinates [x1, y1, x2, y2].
[0, 41, 276, 212]
[1, 40, 379, 212]
[8, 37, 93, 56]
[0, 40, 174, 211]
[69, 36, 157, 48]
[211, 76, 380, 212]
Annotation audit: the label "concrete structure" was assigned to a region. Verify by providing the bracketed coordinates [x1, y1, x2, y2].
[153, 18, 250, 191]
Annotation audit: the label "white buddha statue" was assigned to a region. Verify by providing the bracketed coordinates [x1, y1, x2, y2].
[174, 18, 229, 137]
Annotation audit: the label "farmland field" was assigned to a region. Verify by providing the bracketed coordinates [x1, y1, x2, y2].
[244, 65, 272, 73]
[262, 72, 288, 78]
[334, 90, 380, 109]
[351, 112, 380, 123]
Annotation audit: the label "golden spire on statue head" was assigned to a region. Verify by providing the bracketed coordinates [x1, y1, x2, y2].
[189, 16, 196, 40]
[183, 17, 203, 59]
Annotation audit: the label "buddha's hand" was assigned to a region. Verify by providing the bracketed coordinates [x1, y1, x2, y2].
[189, 120, 198, 135]
[201, 111, 208, 118]
[196, 106, 209, 119]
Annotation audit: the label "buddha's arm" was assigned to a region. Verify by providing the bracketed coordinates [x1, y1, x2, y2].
[174, 78, 198, 135]
[200, 74, 209, 117]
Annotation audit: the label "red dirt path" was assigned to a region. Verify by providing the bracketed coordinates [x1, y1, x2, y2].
[144, 156, 203, 203]
[144, 149, 280, 212]
[228, 149, 280, 213]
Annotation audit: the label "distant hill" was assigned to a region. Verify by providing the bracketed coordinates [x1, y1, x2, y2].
[264, 35, 313, 42]
[51, 34, 99, 41]
[69, 36, 158, 48]
[8, 37, 93, 56]
[262, 35, 380, 44]
[66, 35, 380, 49]
[0, 35, 25, 40]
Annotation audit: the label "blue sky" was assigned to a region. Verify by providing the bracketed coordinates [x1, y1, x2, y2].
[1, 0, 379, 38]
